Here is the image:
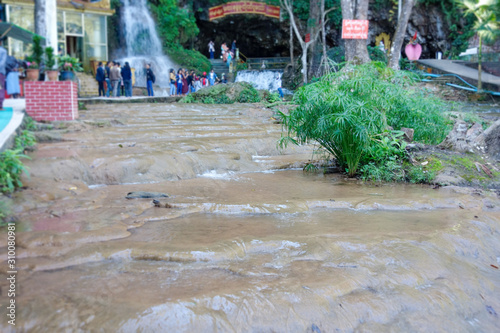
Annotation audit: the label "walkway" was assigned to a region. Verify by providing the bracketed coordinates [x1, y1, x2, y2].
[417, 59, 500, 92]
[0, 99, 25, 152]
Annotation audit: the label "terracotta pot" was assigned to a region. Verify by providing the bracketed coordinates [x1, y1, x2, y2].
[46, 70, 59, 81]
[26, 68, 40, 81]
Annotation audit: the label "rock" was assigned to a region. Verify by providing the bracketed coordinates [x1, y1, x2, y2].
[126, 191, 169, 199]
[401, 127, 414, 142]
[439, 121, 484, 153]
[474, 119, 500, 159]
[34, 131, 64, 142]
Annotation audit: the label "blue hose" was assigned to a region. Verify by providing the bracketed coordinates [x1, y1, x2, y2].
[414, 70, 500, 96]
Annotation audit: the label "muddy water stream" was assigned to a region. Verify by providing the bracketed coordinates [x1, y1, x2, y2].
[1, 103, 500, 332]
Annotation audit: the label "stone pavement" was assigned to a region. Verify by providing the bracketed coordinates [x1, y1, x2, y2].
[417, 59, 500, 92]
[0, 99, 26, 152]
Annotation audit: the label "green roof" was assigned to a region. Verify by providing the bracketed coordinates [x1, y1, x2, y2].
[0, 22, 46, 45]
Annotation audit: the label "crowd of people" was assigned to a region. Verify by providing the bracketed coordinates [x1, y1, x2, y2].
[95, 61, 133, 98]
[169, 68, 227, 96]
[96, 62, 228, 98]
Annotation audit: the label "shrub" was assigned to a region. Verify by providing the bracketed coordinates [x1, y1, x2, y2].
[279, 62, 451, 178]
[0, 149, 30, 193]
[169, 47, 211, 74]
[237, 87, 261, 103]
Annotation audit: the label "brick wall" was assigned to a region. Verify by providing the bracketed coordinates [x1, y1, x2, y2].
[25, 81, 79, 121]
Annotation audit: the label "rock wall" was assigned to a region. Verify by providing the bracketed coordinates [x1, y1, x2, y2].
[190, 1, 462, 60]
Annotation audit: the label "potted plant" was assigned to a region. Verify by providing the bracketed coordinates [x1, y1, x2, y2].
[44, 46, 58, 81]
[58, 55, 83, 81]
[25, 35, 44, 81]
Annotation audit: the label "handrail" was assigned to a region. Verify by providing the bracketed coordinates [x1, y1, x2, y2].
[238, 50, 248, 63]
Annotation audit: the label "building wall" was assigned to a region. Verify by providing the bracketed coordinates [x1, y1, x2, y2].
[2, 0, 113, 66]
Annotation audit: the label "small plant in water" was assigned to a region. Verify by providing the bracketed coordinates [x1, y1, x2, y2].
[279, 62, 451, 178]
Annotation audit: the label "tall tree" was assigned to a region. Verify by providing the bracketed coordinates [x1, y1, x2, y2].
[456, 0, 499, 90]
[34, 0, 46, 38]
[340, 0, 369, 64]
[281, 0, 322, 84]
[388, 0, 416, 69]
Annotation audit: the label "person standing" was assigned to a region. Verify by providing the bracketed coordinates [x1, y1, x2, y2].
[109, 62, 121, 97]
[105, 61, 113, 97]
[176, 69, 184, 96]
[96, 62, 106, 97]
[186, 70, 193, 94]
[0, 38, 7, 109]
[208, 69, 217, 86]
[208, 41, 215, 59]
[169, 68, 176, 96]
[121, 62, 132, 97]
[182, 69, 189, 95]
[115, 62, 123, 97]
[146, 64, 155, 96]
[6, 55, 20, 98]
[231, 40, 236, 55]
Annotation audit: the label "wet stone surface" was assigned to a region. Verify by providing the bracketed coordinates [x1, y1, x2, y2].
[1, 102, 500, 332]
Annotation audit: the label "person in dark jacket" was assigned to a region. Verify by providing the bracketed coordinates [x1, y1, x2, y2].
[146, 64, 155, 96]
[121, 62, 132, 97]
[105, 61, 113, 97]
[96, 62, 106, 97]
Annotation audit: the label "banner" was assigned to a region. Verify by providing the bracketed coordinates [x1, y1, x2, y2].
[341, 20, 369, 39]
[209, 1, 281, 21]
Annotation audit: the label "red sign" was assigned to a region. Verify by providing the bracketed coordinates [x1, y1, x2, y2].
[305, 33, 310, 43]
[209, 1, 281, 21]
[341, 20, 369, 39]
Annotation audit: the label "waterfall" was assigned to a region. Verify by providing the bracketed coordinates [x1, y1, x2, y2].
[119, 0, 177, 91]
[235, 70, 283, 93]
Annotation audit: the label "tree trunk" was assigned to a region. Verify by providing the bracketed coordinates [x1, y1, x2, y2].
[290, 23, 295, 70]
[477, 34, 482, 91]
[307, 0, 321, 79]
[340, 0, 370, 64]
[388, 0, 415, 70]
[34, 0, 46, 38]
[281, 0, 321, 84]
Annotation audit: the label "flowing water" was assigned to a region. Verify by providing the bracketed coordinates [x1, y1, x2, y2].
[1, 102, 500, 332]
[119, 0, 177, 89]
[235, 70, 283, 92]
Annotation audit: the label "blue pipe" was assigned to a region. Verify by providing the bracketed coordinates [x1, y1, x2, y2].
[414, 70, 500, 96]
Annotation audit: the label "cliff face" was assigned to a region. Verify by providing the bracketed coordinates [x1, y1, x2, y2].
[190, 1, 464, 60]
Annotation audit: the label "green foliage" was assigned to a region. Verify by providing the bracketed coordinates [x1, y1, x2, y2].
[368, 46, 388, 63]
[168, 47, 211, 74]
[0, 149, 30, 194]
[327, 46, 388, 69]
[237, 87, 261, 103]
[279, 62, 451, 178]
[266, 92, 282, 103]
[44, 47, 56, 70]
[32, 35, 44, 68]
[150, 0, 199, 48]
[359, 131, 436, 183]
[58, 55, 83, 72]
[0, 199, 10, 227]
[0, 120, 36, 193]
[14, 130, 36, 150]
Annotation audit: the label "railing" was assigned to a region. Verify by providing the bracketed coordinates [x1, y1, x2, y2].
[245, 57, 291, 70]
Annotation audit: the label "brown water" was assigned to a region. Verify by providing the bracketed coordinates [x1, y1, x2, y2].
[1, 103, 500, 332]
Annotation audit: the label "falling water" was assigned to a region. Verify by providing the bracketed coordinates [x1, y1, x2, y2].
[235, 70, 284, 93]
[120, 0, 177, 90]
